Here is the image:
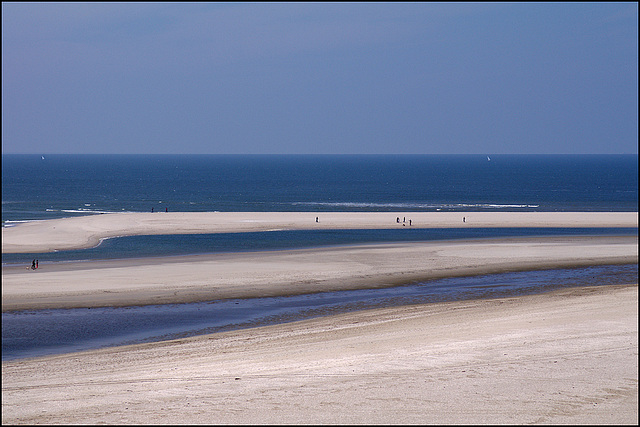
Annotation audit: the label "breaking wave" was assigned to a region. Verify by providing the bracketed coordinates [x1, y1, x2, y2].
[291, 202, 540, 210]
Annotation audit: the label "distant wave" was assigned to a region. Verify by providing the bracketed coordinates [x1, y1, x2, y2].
[2, 219, 44, 228]
[291, 202, 540, 209]
[46, 208, 127, 214]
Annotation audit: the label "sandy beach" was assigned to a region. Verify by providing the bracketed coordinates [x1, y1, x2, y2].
[2, 211, 637, 311]
[2, 211, 637, 253]
[2, 234, 637, 311]
[2, 284, 637, 424]
[2, 211, 638, 424]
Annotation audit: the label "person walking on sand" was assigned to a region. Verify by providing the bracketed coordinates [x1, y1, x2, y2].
[31, 259, 36, 270]
[36, 260, 38, 269]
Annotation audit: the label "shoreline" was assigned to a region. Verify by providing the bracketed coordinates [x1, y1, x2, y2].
[1, 227, 637, 268]
[4, 265, 636, 363]
[2, 211, 638, 254]
[3, 284, 637, 424]
[2, 235, 637, 311]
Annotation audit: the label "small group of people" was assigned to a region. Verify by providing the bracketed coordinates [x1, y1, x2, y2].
[394, 216, 467, 226]
[151, 207, 168, 213]
[396, 216, 412, 226]
[30, 259, 39, 270]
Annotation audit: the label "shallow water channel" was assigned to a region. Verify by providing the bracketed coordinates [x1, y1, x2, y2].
[2, 264, 637, 361]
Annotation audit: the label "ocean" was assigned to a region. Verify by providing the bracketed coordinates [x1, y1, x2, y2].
[3, 154, 638, 223]
[2, 154, 638, 359]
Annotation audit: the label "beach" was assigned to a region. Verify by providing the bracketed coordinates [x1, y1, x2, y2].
[2, 211, 638, 424]
[2, 285, 637, 424]
[2, 211, 637, 253]
[1, 234, 637, 312]
[2, 211, 638, 311]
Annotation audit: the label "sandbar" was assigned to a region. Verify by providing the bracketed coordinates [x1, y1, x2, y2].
[2, 284, 637, 424]
[2, 211, 637, 253]
[2, 235, 637, 311]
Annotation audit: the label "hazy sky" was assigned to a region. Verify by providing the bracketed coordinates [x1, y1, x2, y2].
[2, 2, 638, 154]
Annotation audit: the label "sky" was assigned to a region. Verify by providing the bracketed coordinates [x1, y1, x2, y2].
[2, 2, 638, 155]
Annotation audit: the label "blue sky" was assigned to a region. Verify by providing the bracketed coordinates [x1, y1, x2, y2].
[2, 2, 637, 154]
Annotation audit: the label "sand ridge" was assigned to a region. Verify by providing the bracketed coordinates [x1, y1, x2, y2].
[2, 235, 637, 311]
[2, 211, 638, 253]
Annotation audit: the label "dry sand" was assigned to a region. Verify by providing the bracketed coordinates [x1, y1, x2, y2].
[2, 211, 637, 253]
[2, 235, 637, 311]
[2, 211, 638, 424]
[2, 211, 637, 311]
[2, 285, 637, 424]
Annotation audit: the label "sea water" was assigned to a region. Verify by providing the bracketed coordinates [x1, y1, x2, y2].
[3, 154, 638, 225]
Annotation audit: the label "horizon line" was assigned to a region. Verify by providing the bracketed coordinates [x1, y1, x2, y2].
[2, 153, 638, 156]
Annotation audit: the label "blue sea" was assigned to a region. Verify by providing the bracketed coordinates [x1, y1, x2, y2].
[2, 154, 638, 360]
[2, 155, 638, 226]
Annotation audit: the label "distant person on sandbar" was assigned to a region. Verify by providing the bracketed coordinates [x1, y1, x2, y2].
[31, 259, 36, 270]
[152, 207, 154, 213]
[316, 217, 318, 222]
[397, 217, 400, 223]
[409, 219, 412, 226]
[463, 217, 466, 223]
[36, 260, 39, 269]
[166, 207, 168, 212]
